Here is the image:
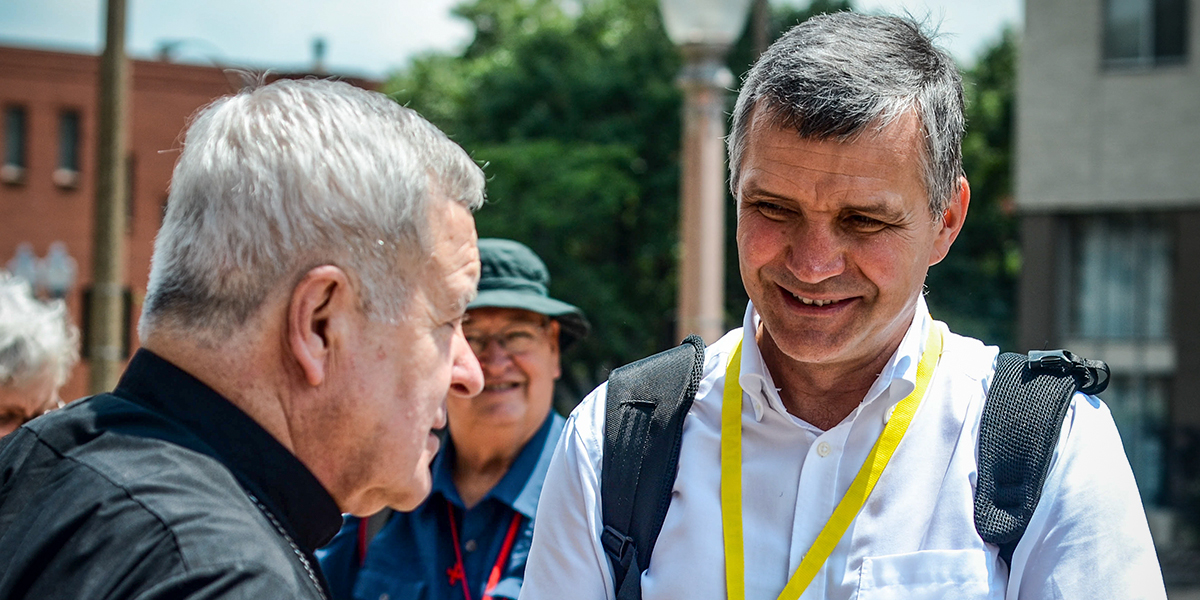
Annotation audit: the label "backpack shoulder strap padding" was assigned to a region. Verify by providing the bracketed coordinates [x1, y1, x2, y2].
[975, 350, 1109, 568]
[601, 335, 706, 600]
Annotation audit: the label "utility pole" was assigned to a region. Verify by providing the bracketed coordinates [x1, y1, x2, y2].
[89, 0, 129, 393]
[752, 0, 770, 58]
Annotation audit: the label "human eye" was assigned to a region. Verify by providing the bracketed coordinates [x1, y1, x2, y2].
[504, 329, 539, 353]
[504, 329, 537, 344]
[751, 200, 793, 221]
[844, 213, 889, 232]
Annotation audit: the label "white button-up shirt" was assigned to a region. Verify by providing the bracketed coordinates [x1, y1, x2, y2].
[520, 299, 1166, 600]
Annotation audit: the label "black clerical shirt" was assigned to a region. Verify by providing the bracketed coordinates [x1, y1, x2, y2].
[0, 350, 343, 599]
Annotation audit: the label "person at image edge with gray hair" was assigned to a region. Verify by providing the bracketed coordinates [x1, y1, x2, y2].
[0, 272, 79, 437]
[0, 79, 487, 599]
[519, 12, 1166, 600]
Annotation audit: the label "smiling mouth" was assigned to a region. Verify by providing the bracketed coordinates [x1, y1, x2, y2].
[788, 291, 848, 307]
[483, 382, 521, 393]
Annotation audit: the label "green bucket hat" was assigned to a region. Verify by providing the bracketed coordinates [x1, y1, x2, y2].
[469, 238, 590, 349]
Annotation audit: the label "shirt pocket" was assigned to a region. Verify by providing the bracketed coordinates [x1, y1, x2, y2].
[352, 570, 426, 600]
[856, 549, 999, 600]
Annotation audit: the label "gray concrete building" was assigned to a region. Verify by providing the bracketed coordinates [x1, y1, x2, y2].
[1016, 0, 1198, 551]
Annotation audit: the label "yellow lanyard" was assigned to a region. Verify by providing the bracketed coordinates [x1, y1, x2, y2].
[721, 325, 943, 600]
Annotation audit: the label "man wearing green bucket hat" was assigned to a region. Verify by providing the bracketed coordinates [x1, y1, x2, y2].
[318, 238, 589, 600]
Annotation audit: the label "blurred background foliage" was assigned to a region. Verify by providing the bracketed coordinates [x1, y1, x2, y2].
[388, 0, 1018, 409]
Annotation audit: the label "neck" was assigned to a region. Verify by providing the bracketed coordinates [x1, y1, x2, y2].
[450, 414, 544, 508]
[451, 441, 521, 510]
[756, 326, 902, 431]
[141, 327, 293, 450]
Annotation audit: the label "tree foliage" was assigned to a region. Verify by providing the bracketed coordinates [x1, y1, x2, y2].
[388, 0, 1018, 405]
[925, 27, 1019, 349]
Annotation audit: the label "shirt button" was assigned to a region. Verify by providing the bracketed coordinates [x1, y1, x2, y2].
[817, 442, 832, 457]
[465, 539, 478, 552]
[380, 595, 389, 600]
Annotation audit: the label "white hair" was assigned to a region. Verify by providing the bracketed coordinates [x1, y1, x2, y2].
[140, 79, 485, 340]
[0, 272, 80, 389]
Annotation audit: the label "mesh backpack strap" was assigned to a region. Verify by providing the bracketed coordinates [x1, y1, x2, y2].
[601, 335, 706, 600]
[975, 350, 1110, 567]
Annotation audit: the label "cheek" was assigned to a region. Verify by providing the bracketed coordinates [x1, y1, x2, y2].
[737, 217, 785, 274]
[853, 235, 930, 294]
[514, 355, 554, 392]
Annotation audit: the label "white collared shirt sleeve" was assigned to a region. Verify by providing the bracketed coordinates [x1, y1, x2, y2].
[1008, 391, 1166, 599]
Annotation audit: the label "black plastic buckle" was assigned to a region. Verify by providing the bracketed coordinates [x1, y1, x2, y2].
[1027, 350, 1111, 395]
[601, 525, 635, 563]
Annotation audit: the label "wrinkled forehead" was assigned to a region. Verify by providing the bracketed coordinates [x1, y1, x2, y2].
[464, 307, 549, 330]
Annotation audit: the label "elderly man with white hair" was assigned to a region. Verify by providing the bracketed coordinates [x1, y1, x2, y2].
[0, 79, 486, 600]
[0, 272, 78, 437]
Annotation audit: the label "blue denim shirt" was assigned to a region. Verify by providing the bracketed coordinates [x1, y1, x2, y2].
[317, 412, 565, 600]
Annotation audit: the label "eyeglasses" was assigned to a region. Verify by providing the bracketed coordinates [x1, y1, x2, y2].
[464, 321, 549, 356]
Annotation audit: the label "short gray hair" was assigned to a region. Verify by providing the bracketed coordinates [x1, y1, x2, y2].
[729, 12, 964, 215]
[0, 272, 80, 389]
[140, 79, 485, 339]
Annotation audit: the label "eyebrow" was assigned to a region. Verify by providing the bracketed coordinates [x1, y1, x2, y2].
[452, 288, 477, 316]
[741, 183, 911, 220]
[845, 200, 910, 221]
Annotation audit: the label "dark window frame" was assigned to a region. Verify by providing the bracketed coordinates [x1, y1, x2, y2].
[54, 109, 82, 188]
[3, 106, 28, 184]
[1103, 0, 1190, 67]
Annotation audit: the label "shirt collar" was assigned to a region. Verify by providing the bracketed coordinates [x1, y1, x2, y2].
[431, 411, 565, 519]
[737, 296, 932, 425]
[112, 349, 343, 552]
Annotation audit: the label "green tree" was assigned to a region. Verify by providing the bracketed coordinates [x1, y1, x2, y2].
[925, 28, 1019, 350]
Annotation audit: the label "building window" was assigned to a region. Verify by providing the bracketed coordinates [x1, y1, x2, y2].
[54, 110, 81, 188]
[2, 106, 27, 184]
[1069, 214, 1172, 340]
[1063, 214, 1174, 508]
[1104, 0, 1189, 66]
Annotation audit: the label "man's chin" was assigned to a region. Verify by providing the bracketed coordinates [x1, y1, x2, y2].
[343, 469, 433, 516]
[760, 320, 854, 363]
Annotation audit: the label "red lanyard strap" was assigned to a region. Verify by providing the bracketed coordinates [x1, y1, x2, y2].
[446, 502, 525, 600]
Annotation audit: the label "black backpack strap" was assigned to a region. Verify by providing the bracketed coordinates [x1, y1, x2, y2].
[601, 335, 706, 600]
[975, 349, 1110, 568]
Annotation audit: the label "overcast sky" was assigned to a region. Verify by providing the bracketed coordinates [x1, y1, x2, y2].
[0, 0, 1021, 79]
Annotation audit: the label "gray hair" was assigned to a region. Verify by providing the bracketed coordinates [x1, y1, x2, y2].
[140, 79, 485, 339]
[0, 272, 80, 389]
[729, 12, 965, 215]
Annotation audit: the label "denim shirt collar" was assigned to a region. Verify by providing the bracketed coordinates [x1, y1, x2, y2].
[431, 411, 565, 518]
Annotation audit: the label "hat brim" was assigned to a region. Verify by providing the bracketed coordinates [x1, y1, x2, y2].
[468, 289, 591, 349]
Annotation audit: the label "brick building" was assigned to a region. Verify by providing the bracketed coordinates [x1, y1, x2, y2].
[0, 46, 377, 400]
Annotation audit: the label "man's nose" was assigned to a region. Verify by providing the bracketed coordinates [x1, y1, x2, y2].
[450, 328, 484, 397]
[787, 223, 846, 284]
[475, 339, 517, 370]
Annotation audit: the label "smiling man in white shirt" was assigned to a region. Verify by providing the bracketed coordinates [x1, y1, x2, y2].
[519, 12, 1166, 600]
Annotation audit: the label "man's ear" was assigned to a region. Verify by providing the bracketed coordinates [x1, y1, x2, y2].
[288, 266, 354, 388]
[929, 175, 971, 266]
[547, 319, 562, 381]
